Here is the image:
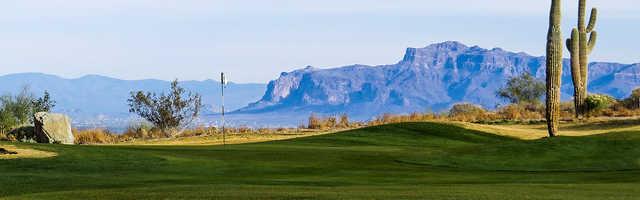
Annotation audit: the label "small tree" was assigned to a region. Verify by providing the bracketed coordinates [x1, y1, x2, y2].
[127, 80, 202, 137]
[622, 88, 640, 110]
[1, 88, 34, 125]
[0, 108, 18, 134]
[32, 90, 56, 113]
[497, 72, 546, 104]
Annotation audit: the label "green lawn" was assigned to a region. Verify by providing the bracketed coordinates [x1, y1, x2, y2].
[2, 122, 640, 199]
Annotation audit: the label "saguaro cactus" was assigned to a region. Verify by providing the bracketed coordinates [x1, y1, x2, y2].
[567, 0, 597, 118]
[546, 0, 563, 137]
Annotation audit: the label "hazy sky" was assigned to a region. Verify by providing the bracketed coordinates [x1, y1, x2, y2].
[0, 0, 638, 83]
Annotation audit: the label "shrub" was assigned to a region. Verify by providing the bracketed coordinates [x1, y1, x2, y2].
[0, 110, 19, 135]
[307, 114, 348, 130]
[123, 121, 156, 139]
[608, 101, 640, 117]
[7, 126, 36, 142]
[128, 79, 202, 137]
[0, 88, 55, 134]
[179, 126, 211, 137]
[497, 72, 545, 104]
[585, 94, 616, 114]
[324, 116, 337, 129]
[73, 129, 117, 144]
[308, 113, 321, 129]
[559, 101, 576, 119]
[237, 126, 253, 134]
[449, 103, 486, 121]
[337, 114, 350, 128]
[622, 88, 640, 110]
[497, 104, 543, 121]
[257, 128, 272, 134]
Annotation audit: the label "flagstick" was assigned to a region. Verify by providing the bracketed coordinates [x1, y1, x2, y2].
[221, 72, 226, 146]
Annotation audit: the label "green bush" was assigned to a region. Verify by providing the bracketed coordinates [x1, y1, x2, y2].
[0, 88, 55, 134]
[585, 94, 616, 113]
[497, 72, 545, 104]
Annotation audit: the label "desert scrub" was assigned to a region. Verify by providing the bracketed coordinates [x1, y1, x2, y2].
[497, 104, 544, 121]
[73, 129, 118, 144]
[449, 103, 488, 122]
[0, 131, 8, 141]
[585, 94, 615, 114]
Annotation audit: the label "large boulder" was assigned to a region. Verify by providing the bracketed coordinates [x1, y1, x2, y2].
[33, 112, 75, 144]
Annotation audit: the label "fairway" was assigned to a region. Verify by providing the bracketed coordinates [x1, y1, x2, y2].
[2, 122, 640, 199]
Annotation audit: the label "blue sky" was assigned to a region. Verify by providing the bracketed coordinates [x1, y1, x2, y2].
[0, 0, 638, 83]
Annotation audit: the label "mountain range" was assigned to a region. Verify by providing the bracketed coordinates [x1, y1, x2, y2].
[0, 73, 265, 127]
[238, 41, 640, 120]
[1, 41, 638, 128]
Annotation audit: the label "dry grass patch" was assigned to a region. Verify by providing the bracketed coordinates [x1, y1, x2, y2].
[73, 129, 119, 144]
[115, 129, 344, 146]
[0, 145, 57, 159]
[446, 117, 640, 140]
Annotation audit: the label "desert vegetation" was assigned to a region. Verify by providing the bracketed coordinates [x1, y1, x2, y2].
[567, 0, 598, 117]
[307, 113, 356, 130]
[67, 85, 640, 145]
[72, 124, 334, 145]
[0, 88, 55, 142]
[127, 79, 202, 137]
[545, 0, 564, 137]
[1, 1, 640, 198]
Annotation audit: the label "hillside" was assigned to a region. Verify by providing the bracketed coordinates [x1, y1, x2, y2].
[2, 122, 640, 199]
[240, 41, 640, 119]
[0, 73, 266, 124]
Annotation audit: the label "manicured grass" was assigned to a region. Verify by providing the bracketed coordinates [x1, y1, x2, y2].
[1, 122, 640, 199]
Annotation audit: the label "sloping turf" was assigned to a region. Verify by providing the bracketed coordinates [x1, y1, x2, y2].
[1, 122, 640, 199]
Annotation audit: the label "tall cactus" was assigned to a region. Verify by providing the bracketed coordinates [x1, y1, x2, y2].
[567, 0, 597, 118]
[546, 0, 563, 137]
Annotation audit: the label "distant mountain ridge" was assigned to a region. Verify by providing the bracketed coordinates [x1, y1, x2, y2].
[1, 41, 638, 129]
[0, 73, 266, 121]
[239, 41, 640, 119]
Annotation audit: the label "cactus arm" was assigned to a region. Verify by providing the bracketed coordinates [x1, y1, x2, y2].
[566, 38, 573, 53]
[587, 30, 597, 53]
[568, 28, 583, 118]
[569, 29, 581, 84]
[571, 28, 580, 51]
[578, 0, 586, 30]
[587, 8, 597, 33]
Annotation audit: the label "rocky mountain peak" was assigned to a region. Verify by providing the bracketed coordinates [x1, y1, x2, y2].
[239, 41, 640, 120]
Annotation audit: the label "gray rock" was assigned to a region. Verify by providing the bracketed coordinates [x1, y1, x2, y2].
[33, 112, 75, 144]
